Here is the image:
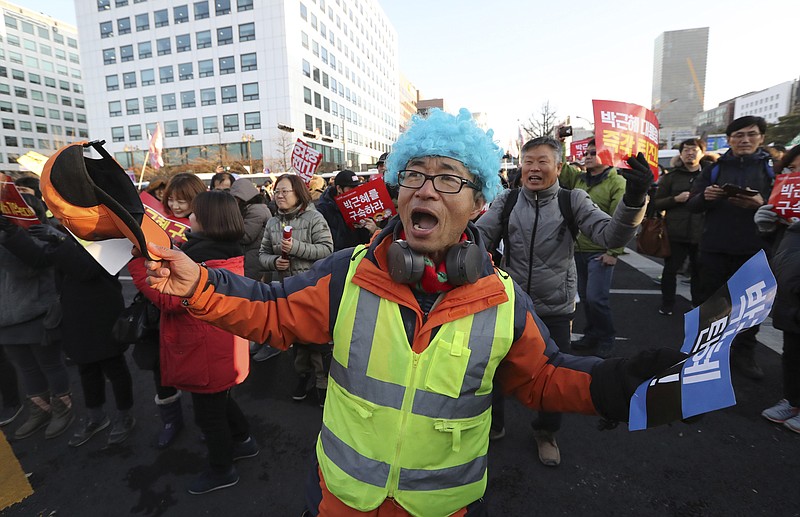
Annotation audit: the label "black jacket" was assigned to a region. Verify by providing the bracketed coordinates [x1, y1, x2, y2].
[315, 186, 372, 252]
[687, 149, 773, 255]
[653, 166, 704, 244]
[772, 223, 800, 334]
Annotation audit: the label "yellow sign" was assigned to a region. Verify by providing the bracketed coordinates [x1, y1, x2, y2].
[15, 151, 50, 176]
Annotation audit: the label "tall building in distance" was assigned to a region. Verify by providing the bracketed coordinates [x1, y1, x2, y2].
[0, 0, 88, 174]
[651, 27, 709, 148]
[74, 0, 399, 174]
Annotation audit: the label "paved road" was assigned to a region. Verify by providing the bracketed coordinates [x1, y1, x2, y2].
[2, 249, 798, 516]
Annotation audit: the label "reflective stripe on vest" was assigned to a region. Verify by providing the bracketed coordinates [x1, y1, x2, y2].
[317, 246, 516, 516]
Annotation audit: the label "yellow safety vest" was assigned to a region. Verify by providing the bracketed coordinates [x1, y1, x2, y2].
[316, 246, 516, 517]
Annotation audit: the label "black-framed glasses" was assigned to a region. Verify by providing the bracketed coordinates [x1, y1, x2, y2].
[397, 170, 480, 194]
[584, 150, 598, 157]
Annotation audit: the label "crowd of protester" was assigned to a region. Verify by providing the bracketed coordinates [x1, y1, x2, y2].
[1, 113, 799, 503]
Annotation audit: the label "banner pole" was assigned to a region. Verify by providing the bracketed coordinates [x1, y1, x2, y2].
[138, 151, 150, 188]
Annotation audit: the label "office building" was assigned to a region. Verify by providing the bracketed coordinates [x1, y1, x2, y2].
[734, 80, 796, 124]
[75, 0, 399, 174]
[652, 27, 709, 147]
[398, 73, 416, 132]
[0, 0, 88, 174]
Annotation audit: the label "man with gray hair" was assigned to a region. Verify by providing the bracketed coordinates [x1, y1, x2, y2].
[476, 136, 650, 466]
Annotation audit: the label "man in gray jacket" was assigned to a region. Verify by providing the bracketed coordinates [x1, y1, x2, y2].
[476, 136, 649, 466]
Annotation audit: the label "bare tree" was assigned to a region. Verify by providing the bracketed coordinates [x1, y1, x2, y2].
[521, 101, 558, 139]
[271, 132, 295, 172]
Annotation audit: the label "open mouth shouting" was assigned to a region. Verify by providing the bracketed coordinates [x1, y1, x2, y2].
[409, 208, 439, 236]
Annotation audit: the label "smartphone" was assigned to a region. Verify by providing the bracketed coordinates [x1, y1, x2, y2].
[721, 183, 759, 197]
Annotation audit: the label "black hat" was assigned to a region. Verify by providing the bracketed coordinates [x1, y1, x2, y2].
[334, 170, 361, 188]
[377, 152, 389, 165]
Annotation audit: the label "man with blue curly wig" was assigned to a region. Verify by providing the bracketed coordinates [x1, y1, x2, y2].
[138, 108, 685, 514]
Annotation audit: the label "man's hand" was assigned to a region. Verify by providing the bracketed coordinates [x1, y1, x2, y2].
[143, 242, 201, 297]
[620, 152, 654, 207]
[728, 192, 764, 210]
[703, 184, 725, 201]
[674, 191, 690, 203]
[28, 224, 67, 244]
[597, 253, 617, 266]
[275, 257, 290, 270]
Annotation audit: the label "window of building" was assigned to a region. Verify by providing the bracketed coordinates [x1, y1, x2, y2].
[15, 87, 27, 98]
[46, 93, 58, 103]
[0, 101, 12, 113]
[98, 0, 111, 10]
[154, 9, 169, 27]
[161, 93, 176, 110]
[221, 85, 237, 104]
[313, 67, 320, 83]
[200, 88, 216, 105]
[302, 32, 309, 48]
[244, 111, 260, 130]
[198, 59, 214, 77]
[304, 87, 312, 105]
[77, 113, 86, 123]
[219, 56, 235, 75]
[118, 17, 131, 35]
[143, 96, 157, 113]
[183, 118, 198, 135]
[129, 124, 142, 140]
[22, 137, 35, 148]
[174, 5, 189, 23]
[314, 92, 321, 109]
[157, 38, 172, 56]
[238, 0, 253, 11]
[242, 82, 258, 101]
[312, 41, 319, 57]
[300, 3, 307, 20]
[203, 116, 218, 133]
[159, 65, 174, 83]
[123, 72, 137, 88]
[126, 98, 139, 114]
[240, 53, 257, 71]
[305, 115, 313, 132]
[223, 114, 239, 132]
[19, 120, 32, 132]
[179, 62, 194, 80]
[216, 0, 231, 15]
[34, 106, 45, 117]
[120, 45, 134, 62]
[39, 139, 52, 149]
[109, 101, 122, 117]
[36, 122, 47, 132]
[141, 68, 155, 86]
[31, 91, 44, 101]
[239, 22, 255, 42]
[25, 39, 38, 52]
[196, 30, 212, 49]
[103, 48, 116, 65]
[69, 52, 80, 65]
[302, 59, 311, 78]
[164, 120, 179, 138]
[115, 0, 128, 6]
[136, 13, 149, 31]
[176, 34, 191, 52]
[58, 80, 70, 91]
[217, 26, 233, 45]
[100, 21, 113, 38]
[138, 41, 152, 59]
[5, 136, 18, 147]
[181, 90, 196, 108]
[111, 127, 124, 142]
[194, 1, 210, 19]
[2, 119, 14, 130]
[12, 69, 24, 81]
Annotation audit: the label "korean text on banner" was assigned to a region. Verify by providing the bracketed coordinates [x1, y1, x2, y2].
[628, 251, 776, 431]
[768, 171, 800, 223]
[333, 177, 396, 230]
[592, 100, 660, 180]
[570, 138, 592, 161]
[140, 191, 190, 245]
[291, 139, 323, 183]
[0, 175, 40, 229]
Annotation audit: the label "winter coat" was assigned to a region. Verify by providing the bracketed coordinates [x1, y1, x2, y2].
[230, 178, 272, 280]
[0, 227, 58, 345]
[652, 166, 705, 244]
[46, 236, 126, 364]
[316, 186, 372, 251]
[476, 181, 644, 317]
[687, 148, 773, 255]
[129, 233, 249, 394]
[258, 203, 333, 279]
[770, 223, 800, 334]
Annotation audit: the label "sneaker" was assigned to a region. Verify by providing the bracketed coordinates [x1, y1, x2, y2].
[489, 426, 506, 441]
[570, 336, 596, 353]
[658, 305, 674, 316]
[188, 466, 239, 495]
[248, 341, 261, 355]
[108, 415, 136, 445]
[292, 375, 310, 401]
[730, 350, 764, 380]
[253, 345, 281, 362]
[232, 436, 260, 461]
[69, 416, 111, 447]
[0, 404, 23, 427]
[317, 388, 327, 408]
[533, 430, 560, 467]
[784, 414, 800, 434]
[762, 399, 800, 424]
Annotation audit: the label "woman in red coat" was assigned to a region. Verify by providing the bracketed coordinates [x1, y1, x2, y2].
[130, 190, 256, 495]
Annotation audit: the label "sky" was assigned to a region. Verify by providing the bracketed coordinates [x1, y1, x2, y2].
[12, 0, 800, 147]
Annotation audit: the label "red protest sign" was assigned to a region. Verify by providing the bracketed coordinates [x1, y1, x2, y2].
[1, 174, 39, 228]
[570, 137, 592, 161]
[140, 191, 191, 246]
[768, 172, 800, 223]
[592, 100, 660, 180]
[334, 177, 396, 230]
[291, 139, 323, 183]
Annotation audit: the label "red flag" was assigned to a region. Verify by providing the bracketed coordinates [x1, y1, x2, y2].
[148, 123, 164, 170]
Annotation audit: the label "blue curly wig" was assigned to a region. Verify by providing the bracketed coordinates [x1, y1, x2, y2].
[384, 108, 503, 203]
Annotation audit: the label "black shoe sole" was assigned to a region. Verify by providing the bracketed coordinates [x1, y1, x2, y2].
[188, 476, 239, 495]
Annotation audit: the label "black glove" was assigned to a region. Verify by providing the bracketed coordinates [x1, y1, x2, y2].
[619, 152, 654, 207]
[589, 347, 688, 424]
[28, 224, 67, 244]
[0, 214, 14, 232]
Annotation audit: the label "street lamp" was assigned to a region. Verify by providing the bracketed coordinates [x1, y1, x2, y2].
[574, 115, 594, 130]
[242, 133, 255, 173]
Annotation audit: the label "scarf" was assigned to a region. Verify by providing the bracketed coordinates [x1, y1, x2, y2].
[398, 230, 468, 294]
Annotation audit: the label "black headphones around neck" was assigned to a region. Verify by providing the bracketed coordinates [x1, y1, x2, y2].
[386, 224, 483, 286]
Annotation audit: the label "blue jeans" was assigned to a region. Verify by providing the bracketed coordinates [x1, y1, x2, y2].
[575, 252, 616, 347]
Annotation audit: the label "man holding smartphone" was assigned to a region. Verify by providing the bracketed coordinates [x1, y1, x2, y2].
[687, 116, 774, 379]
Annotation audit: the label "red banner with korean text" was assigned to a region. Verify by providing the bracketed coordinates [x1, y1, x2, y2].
[592, 100, 660, 180]
[0, 174, 39, 228]
[140, 191, 191, 246]
[291, 139, 323, 183]
[570, 137, 593, 162]
[768, 172, 800, 223]
[334, 177, 396, 230]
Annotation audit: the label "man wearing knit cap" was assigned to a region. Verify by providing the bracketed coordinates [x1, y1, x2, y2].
[138, 108, 685, 512]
